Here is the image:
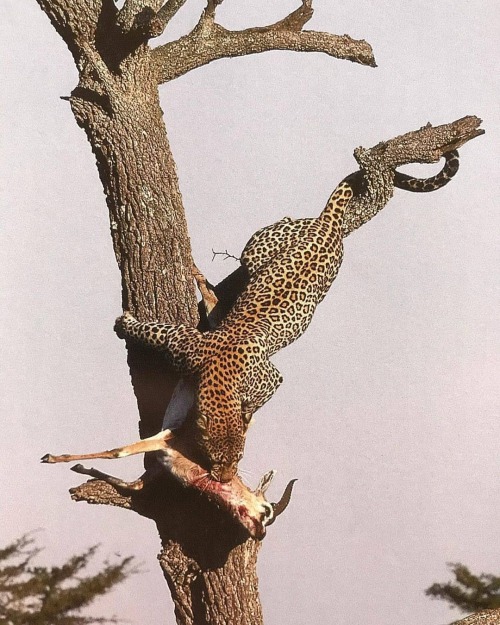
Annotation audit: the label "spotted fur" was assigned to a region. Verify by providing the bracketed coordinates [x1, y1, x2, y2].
[394, 150, 459, 192]
[115, 152, 459, 482]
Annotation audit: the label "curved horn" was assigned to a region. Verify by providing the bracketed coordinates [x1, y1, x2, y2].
[268, 479, 297, 525]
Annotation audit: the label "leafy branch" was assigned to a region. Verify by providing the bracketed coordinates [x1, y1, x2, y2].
[0, 533, 137, 625]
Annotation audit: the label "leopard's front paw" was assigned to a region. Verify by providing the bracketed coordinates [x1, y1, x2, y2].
[114, 311, 135, 339]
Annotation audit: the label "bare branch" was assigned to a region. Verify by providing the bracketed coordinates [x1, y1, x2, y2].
[258, 0, 314, 32]
[154, 0, 189, 31]
[211, 249, 240, 262]
[117, 0, 188, 38]
[35, 0, 117, 57]
[342, 115, 484, 237]
[151, 1, 376, 84]
[205, 0, 225, 18]
[70, 477, 135, 510]
[117, 0, 162, 32]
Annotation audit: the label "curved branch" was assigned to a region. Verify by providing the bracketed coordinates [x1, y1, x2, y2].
[342, 115, 484, 237]
[151, 2, 376, 84]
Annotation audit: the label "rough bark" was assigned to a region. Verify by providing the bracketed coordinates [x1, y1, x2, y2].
[152, 16, 375, 84]
[71, 477, 264, 625]
[454, 609, 500, 625]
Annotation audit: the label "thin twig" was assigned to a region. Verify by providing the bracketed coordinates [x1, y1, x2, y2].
[212, 249, 240, 262]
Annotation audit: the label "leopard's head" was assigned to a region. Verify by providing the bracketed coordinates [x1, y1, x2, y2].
[197, 408, 245, 482]
[193, 354, 250, 481]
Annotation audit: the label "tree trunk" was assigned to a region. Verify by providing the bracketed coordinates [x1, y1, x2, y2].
[71, 70, 196, 323]
[65, 48, 267, 623]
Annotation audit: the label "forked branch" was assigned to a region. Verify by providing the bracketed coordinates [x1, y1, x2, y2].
[36, 0, 375, 83]
[151, 0, 376, 83]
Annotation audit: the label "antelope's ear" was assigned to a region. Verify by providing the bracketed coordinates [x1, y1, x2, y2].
[255, 469, 276, 495]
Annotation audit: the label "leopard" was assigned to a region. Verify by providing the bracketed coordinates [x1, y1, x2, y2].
[115, 150, 459, 482]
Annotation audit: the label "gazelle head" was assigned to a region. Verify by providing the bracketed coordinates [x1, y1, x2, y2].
[213, 470, 297, 539]
[157, 444, 297, 538]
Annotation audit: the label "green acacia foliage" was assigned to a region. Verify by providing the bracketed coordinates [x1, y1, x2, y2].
[0, 534, 136, 625]
[426, 563, 500, 614]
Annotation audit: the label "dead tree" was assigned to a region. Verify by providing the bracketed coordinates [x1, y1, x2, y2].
[34, 1, 483, 623]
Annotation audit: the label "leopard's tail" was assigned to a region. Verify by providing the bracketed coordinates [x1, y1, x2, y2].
[394, 150, 459, 192]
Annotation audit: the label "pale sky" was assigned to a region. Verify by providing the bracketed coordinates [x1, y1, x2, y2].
[1, 1, 499, 624]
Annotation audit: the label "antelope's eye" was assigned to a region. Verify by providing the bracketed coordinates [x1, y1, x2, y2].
[262, 503, 273, 520]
